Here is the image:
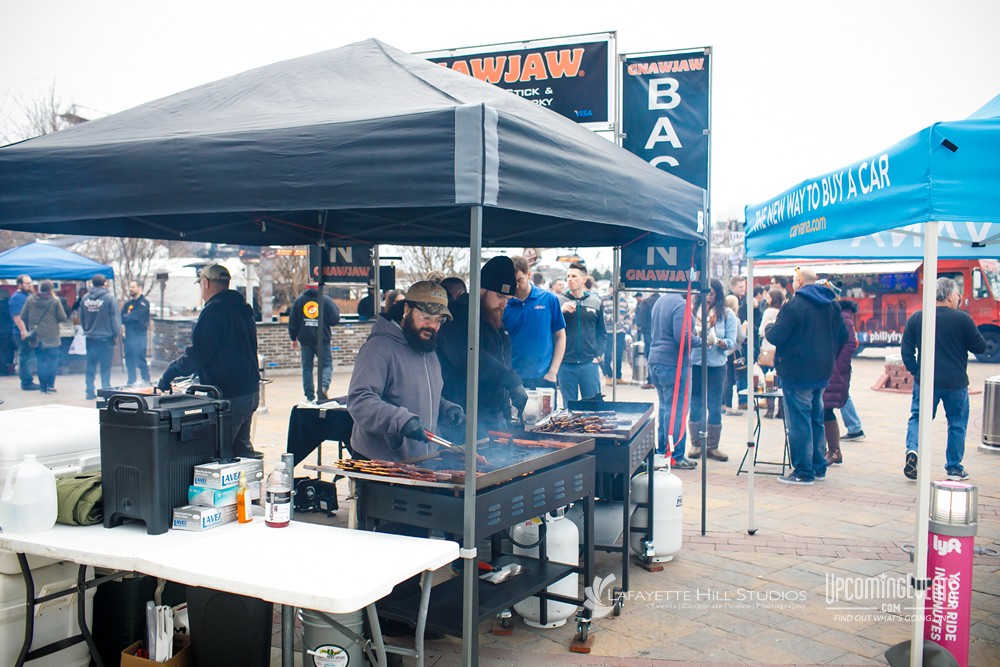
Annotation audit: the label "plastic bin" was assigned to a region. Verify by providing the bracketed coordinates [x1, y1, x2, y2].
[299, 608, 364, 667]
[984, 376, 1000, 447]
[92, 573, 187, 666]
[185, 586, 272, 667]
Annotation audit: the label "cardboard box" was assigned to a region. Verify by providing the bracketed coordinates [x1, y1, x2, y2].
[171, 504, 237, 531]
[122, 633, 192, 667]
[192, 458, 264, 489]
[188, 481, 261, 507]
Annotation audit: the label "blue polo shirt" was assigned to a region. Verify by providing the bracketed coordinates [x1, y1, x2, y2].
[503, 285, 566, 381]
[9, 290, 27, 335]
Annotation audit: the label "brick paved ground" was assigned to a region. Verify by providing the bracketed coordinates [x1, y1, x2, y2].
[3, 352, 998, 666]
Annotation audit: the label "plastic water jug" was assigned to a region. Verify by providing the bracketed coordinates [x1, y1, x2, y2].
[0, 454, 58, 533]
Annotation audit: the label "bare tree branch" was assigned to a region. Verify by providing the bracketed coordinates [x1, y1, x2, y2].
[69, 237, 165, 300]
[3, 82, 86, 144]
[400, 246, 469, 286]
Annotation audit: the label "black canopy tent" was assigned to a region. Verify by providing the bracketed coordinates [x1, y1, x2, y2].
[0, 38, 703, 248]
[0, 38, 705, 666]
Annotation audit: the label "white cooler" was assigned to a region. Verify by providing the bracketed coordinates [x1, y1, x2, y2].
[0, 405, 100, 667]
[0, 560, 95, 667]
[0, 405, 101, 571]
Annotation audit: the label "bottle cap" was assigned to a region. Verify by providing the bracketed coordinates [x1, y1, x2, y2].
[274, 461, 285, 471]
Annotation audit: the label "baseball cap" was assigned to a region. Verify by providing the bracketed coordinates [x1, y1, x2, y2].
[405, 280, 452, 320]
[481, 256, 516, 296]
[196, 264, 231, 282]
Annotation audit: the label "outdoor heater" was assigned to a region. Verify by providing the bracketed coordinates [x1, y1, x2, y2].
[924, 481, 977, 667]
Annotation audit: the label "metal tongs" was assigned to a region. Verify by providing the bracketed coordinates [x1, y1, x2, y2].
[424, 430, 467, 455]
[425, 430, 488, 465]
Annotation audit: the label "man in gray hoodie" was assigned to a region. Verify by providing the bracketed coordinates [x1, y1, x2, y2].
[80, 274, 121, 400]
[348, 281, 465, 462]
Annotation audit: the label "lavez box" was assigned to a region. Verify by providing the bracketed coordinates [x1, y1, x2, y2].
[172, 504, 237, 531]
[192, 458, 264, 489]
[188, 482, 261, 507]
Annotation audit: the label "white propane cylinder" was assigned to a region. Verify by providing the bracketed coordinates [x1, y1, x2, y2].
[629, 467, 683, 562]
[511, 514, 579, 628]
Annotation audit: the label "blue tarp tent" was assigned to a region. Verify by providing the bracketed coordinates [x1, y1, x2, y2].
[745, 94, 1000, 258]
[743, 94, 1000, 667]
[0, 242, 114, 280]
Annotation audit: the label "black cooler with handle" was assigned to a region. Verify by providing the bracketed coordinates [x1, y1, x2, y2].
[100, 386, 232, 535]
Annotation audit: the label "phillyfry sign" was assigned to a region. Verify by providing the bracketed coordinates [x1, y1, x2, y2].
[621, 48, 711, 189]
[424, 33, 614, 129]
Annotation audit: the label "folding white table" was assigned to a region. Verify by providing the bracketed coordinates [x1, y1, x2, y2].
[1, 520, 458, 667]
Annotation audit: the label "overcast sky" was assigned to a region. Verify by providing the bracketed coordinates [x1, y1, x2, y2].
[2, 0, 998, 226]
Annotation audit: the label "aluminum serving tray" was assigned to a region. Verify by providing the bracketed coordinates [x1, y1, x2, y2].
[309, 432, 595, 491]
[527, 401, 655, 441]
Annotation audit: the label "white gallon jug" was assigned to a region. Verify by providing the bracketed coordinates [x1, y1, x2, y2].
[0, 454, 57, 533]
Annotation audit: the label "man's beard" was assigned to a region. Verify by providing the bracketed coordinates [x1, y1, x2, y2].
[402, 312, 438, 352]
[483, 301, 504, 329]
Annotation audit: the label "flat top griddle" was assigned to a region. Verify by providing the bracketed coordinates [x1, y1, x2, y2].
[527, 400, 655, 441]
[311, 431, 594, 491]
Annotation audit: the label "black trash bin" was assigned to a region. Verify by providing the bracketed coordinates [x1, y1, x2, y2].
[185, 586, 273, 667]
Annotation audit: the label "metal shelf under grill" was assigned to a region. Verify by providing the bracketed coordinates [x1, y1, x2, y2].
[377, 553, 581, 636]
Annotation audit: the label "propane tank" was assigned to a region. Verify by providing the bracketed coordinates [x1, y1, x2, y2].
[511, 513, 579, 628]
[629, 465, 683, 562]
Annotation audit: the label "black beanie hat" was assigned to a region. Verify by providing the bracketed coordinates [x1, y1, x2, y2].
[481, 256, 516, 296]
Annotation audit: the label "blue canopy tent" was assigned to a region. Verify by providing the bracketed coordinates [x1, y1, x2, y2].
[0, 38, 705, 666]
[744, 93, 1000, 666]
[0, 242, 114, 280]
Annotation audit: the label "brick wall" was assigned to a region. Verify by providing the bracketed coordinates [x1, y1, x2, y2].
[152, 319, 372, 372]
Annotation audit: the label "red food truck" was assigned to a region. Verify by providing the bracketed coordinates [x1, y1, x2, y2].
[754, 259, 1000, 362]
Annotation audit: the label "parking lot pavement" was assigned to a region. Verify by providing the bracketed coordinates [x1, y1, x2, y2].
[3, 355, 997, 666]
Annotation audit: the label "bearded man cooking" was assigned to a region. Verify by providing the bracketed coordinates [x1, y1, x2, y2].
[347, 281, 466, 462]
[437, 256, 530, 438]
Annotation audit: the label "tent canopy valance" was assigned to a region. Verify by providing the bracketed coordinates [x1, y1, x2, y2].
[0, 39, 705, 249]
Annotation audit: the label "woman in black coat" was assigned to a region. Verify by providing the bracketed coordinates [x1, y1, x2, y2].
[823, 298, 858, 464]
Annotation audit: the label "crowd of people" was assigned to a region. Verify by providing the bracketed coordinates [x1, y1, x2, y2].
[3, 273, 153, 399]
[4, 257, 986, 484]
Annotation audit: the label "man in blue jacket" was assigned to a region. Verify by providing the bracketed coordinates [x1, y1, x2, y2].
[647, 292, 701, 469]
[120, 280, 151, 386]
[80, 274, 120, 400]
[158, 265, 261, 458]
[765, 268, 848, 485]
[557, 262, 607, 403]
[9, 274, 38, 389]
